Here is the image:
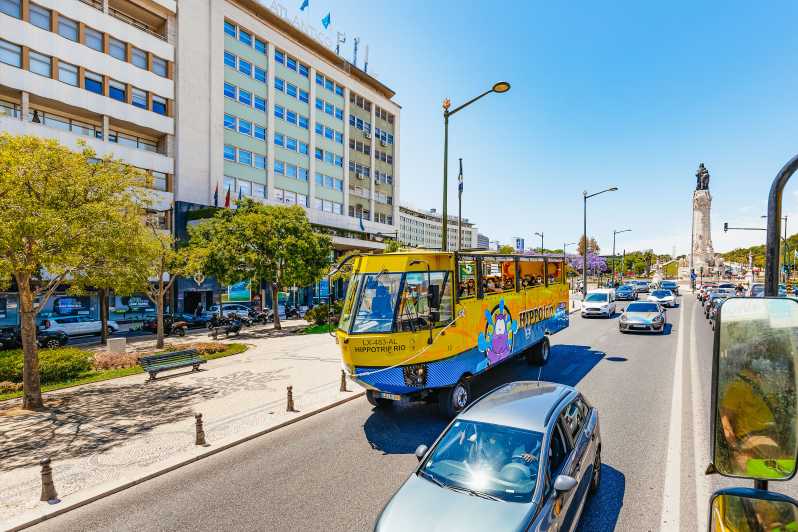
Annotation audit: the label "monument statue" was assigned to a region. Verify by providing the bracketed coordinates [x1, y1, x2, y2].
[690, 163, 717, 271]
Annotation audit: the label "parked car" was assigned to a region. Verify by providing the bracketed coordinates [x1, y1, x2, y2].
[207, 303, 253, 318]
[705, 290, 734, 318]
[708, 297, 726, 330]
[142, 313, 213, 334]
[659, 280, 680, 295]
[618, 302, 667, 334]
[0, 326, 69, 349]
[614, 284, 637, 301]
[748, 283, 765, 297]
[41, 316, 118, 336]
[375, 381, 601, 532]
[647, 289, 676, 308]
[581, 289, 616, 318]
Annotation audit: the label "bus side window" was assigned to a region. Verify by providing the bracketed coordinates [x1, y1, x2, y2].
[481, 258, 515, 294]
[519, 257, 545, 288]
[457, 259, 477, 299]
[547, 260, 563, 285]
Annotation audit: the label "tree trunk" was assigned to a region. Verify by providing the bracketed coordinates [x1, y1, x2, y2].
[18, 275, 43, 410]
[99, 287, 109, 345]
[156, 290, 165, 349]
[272, 283, 281, 330]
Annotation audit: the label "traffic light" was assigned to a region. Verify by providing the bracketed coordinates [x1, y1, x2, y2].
[723, 222, 729, 232]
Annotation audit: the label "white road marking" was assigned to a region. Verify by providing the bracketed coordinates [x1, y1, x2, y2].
[660, 298, 686, 530]
[690, 299, 712, 531]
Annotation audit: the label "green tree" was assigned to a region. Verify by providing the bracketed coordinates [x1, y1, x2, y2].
[0, 134, 146, 410]
[577, 236, 601, 256]
[498, 244, 515, 254]
[383, 239, 401, 253]
[188, 199, 331, 330]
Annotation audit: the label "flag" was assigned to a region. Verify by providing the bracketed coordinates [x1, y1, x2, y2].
[458, 158, 464, 194]
[224, 186, 231, 208]
[321, 13, 331, 28]
[238, 187, 243, 201]
[299, 0, 309, 10]
[359, 212, 365, 231]
[213, 183, 219, 207]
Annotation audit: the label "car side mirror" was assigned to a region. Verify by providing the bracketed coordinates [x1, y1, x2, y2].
[415, 444, 428, 462]
[710, 297, 798, 480]
[708, 488, 798, 531]
[554, 474, 577, 492]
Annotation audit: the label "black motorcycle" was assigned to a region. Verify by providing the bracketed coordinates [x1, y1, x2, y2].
[207, 315, 242, 337]
[248, 309, 270, 324]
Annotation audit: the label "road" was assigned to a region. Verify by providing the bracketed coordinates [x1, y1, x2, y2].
[30, 292, 798, 532]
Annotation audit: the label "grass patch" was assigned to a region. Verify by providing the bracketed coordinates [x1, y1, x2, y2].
[0, 343, 248, 402]
[299, 324, 335, 335]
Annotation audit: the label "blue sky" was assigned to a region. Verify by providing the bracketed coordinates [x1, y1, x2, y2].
[285, 0, 798, 255]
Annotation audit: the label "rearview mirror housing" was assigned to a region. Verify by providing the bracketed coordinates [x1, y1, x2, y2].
[709, 488, 798, 531]
[710, 297, 798, 480]
[554, 474, 577, 492]
[415, 444, 428, 462]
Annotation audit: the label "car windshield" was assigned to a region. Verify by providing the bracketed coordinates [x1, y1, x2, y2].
[751, 285, 765, 297]
[652, 290, 672, 297]
[627, 302, 659, 313]
[618, 285, 633, 291]
[662, 282, 676, 287]
[419, 419, 543, 503]
[585, 293, 608, 302]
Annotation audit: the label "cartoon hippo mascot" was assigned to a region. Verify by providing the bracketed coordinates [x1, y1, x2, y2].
[477, 299, 518, 368]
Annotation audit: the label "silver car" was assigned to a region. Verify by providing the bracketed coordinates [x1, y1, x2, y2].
[375, 382, 601, 532]
[619, 301, 667, 333]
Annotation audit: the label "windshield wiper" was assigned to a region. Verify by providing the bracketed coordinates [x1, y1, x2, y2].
[418, 470, 445, 487]
[443, 483, 503, 502]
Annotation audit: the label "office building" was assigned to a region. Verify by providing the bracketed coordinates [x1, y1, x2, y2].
[176, 0, 400, 253]
[477, 233, 490, 249]
[399, 205, 478, 251]
[513, 237, 525, 252]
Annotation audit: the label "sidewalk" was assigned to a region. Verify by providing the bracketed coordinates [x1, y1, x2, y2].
[0, 327, 362, 529]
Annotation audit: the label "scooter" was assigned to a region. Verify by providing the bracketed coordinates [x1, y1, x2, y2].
[207, 315, 242, 337]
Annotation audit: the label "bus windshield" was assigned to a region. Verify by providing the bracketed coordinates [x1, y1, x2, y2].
[350, 273, 403, 333]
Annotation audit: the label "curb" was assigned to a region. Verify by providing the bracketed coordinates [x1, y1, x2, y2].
[7, 390, 365, 531]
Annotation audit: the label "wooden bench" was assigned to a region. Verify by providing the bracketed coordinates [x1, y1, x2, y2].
[139, 349, 206, 381]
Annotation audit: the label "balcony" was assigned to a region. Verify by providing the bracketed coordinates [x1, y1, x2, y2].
[78, 0, 168, 41]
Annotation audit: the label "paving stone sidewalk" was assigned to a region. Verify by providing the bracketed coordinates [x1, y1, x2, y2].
[0, 328, 362, 529]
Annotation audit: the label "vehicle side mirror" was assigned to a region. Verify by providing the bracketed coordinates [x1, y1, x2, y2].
[710, 297, 798, 480]
[554, 474, 577, 492]
[709, 488, 798, 531]
[415, 444, 428, 462]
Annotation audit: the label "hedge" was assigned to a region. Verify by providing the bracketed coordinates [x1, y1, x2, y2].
[0, 347, 93, 384]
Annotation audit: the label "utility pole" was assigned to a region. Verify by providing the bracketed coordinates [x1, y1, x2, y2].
[457, 158, 463, 251]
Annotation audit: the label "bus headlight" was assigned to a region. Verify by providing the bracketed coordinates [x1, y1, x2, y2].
[403, 364, 427, 387]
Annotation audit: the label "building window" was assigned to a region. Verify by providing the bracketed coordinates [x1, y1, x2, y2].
[224, 113, 235, 130]
[274, 160, 284, 175]
[254, 66, 266, 83]
[151, 171, 168, 191]
[224, 20, 236, 37]
[324, 79, 333, 91]
[0, 39, 21, 67]
[58, 16, 79, 42]
[28, 3, 50, 30]
[286, 83, 297, 98]
[84, 27, 103, 52]
[286, 57, 297, 71]
[109, 37, 126, 60]
[224, 82, 236, 99]
[254, 183, 265, 197]
[299, 64, 309, 77]
[254, 154, 266, 169]
[108, 80, 126, 102]
[286, 110, 297, 124]
[274, 132, 284, 146]
[224, 51, 236, 68]
[286, 137, 297, 151]
[324, 102, 333, 116]
[299, 141, 308, 154]
[28, 51, 50, 77]
[152, 56, 167, 77]
[0, 0, 20, 18]
[274, 105, 284, 120]
[335, 107, 343, 120]
[238, 58, 251, 76]
[131, 47, 147, 69]
[152, 95, 167, 115]
[254, 124, 266, 140]
[275, 49, 284, 64]
[57, 61, 78, 86]
[335, 84, 344, 96]
[315, 122, 323, 135]
[238, 119, 251, 135]
[84, 71, 103, 95]
[274, 77, 284, 92]
[255, 38, 266, 54]
[238, 89, 251, 106]
[132, 87, 147, 109]
[299, 89, 309, 103]
[239, 28, 251, 46]
[298, 115, 308, 129]
[238, 149, 252, 166]
[315, 73, 323, 86]
[224, 145, 235, 161]
[315, 98, 323, 110]
[286, 163, 297, 178]
[238, 180, 251, 196]
[254, 96, 266, 111]
[224, 175, 235, 192]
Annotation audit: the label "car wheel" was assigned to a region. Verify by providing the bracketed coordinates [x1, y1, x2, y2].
[365, 390, 394, 410]
[438, 377, 471, 418]
[44, 338, 60, 349]
[590, 445, 602, 494]
[526, 337, 550, 366]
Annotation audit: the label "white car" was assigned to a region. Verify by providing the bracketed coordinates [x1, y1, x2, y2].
[647, 289, 676, 308]
[581, 289, 616, 318]
[208, 303, 253, 318]
[42, 316, 119, 336]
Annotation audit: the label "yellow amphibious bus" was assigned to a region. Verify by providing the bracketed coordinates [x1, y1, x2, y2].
[335, 250, 570, 416]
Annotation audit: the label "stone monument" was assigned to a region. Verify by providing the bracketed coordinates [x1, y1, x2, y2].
[690, 163, 717, 272]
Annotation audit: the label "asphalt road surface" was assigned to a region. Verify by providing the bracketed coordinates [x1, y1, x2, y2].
[31, 293, 798, 532]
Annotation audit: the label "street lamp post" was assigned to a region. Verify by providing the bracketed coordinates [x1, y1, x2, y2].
[442, 81, 510, 251]
[762, 215, 788, 282]
[611, 229, 632, 285]
[582, 187, 618, 296]
[534, 232, 544, 253]
[564, 242, 577, 291]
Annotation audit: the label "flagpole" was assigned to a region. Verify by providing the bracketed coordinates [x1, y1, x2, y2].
[457, 158, 463, 252]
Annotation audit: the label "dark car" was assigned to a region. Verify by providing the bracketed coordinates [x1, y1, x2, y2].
[659, 280, 679, 295]
[375, 382, 601, 532]
[0, 326, 69, 350]
[142, 313, 213, 334]
[614, 285, 637, 301]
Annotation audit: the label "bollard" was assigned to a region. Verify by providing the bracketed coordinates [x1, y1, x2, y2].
[39, 457, 59, 503]
[195, 413, 208, 446]
[286, 385, 295, 412]
[339, 369, 348, 392]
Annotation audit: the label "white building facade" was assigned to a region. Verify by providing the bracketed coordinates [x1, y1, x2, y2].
[399, 205, 478, 250]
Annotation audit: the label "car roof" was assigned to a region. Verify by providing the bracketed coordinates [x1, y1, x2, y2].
[459, 381, 575, 432]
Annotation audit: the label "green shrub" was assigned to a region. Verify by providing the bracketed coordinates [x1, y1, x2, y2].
[0, 347, 93, 384]
[305, 301, 342, 325]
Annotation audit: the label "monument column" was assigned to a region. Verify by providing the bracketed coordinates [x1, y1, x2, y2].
[691, 163, 716, 272]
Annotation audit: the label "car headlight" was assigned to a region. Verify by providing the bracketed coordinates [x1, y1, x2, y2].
[653, 315, 664, 322]
[600, 305, 608, 309]
[619, 314, 627, 322]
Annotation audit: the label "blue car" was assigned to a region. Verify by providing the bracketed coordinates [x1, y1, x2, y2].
[659, 280, 679, 295]
[614, 284, 637, 301]
[375, 382, 601, 532]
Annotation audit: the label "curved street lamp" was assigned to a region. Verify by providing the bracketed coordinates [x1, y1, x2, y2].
[441, 81, 511, 251]
[534, 232, 544, 253]
[582, 187, 618, 295]
[611, 229, 632, 284]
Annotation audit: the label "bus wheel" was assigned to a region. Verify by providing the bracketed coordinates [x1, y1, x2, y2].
[438, 378, 471, 418]
[366, 390, 394, 409]
[527, 337, 550, 366]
